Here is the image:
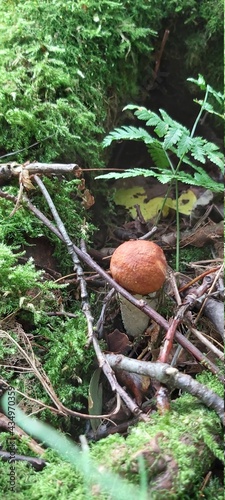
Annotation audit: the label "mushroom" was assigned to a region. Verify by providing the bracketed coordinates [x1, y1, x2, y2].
[110, 240, 167, 337]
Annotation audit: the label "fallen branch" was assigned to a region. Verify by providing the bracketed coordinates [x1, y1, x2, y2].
[0, 162, 80, 183]
[105, 354, 224, 423]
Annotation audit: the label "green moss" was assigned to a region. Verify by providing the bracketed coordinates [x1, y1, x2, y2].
[90, 372, 223, 498]
[0, 243, 96, 433]
[0, 376, 223, 500]
[0, 242, 51, 315]
[0, 177, 96, 274]
[169, 246, 212, 272]
[0, 0, 222, 167]
[0, 459, 88, 500]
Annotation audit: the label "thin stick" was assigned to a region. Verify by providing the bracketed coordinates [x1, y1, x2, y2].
[1, 189, 222, 379]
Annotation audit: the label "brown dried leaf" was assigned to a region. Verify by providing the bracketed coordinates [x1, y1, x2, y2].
[81, 188, 95, 209]
[21, 169, 35, 190]
[115, 369, 151, 406]
[107, 329, 131, 354]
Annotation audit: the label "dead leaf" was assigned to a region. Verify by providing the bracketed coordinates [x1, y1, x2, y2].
[81, 188, 95, 209]
[107, 329, 131, 354]
[180, 220, 223, 248]
[114, 183, 197, 220]
[115, 369, 151, 406]
[21, 169, 35, 190]
[88, 368, 103, 432]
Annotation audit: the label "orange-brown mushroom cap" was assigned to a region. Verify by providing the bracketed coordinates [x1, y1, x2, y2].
[110, 240, 167, 295]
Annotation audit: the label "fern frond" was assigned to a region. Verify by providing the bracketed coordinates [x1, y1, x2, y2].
[207, 85, 224, 105]
[159, 109, 187, 132]
[176, 132, 193, 156]
[154, 120, 168, 137]
[124, 104, 163, 129]
[163, 127, 183, 149]
[124, 168, 160, 178]
[181, 153, 209, 173]
[191, 172, 223, 192]
[206, 151, 224, 170]
[178, 160, 223, 192]
[95, 171, 125, 180]
[176, 171, 222, 191]
[187, 75, 206, 90]
[102, 126, 153, 148]
[124, 104, 159, 124]
[123, 167, 173, 183]
[123, 104, 141, 112]
[202, 142, 224, 170]
[95, 168, 159, 181]
[189, 137, 206, 163]
[147, 142, 170, 168]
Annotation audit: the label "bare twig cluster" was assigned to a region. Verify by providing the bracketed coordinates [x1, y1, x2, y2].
[0, 166, 223, 427]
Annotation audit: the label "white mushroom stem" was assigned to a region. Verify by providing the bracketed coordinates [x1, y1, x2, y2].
[119, 292, 158, 337]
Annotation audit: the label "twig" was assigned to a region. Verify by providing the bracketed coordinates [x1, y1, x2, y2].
[188, 325, 223, 360]
[34, 174, 94, 346]
[46, 312, 78, 318]
[195, 264, 224, 323]
[105, 354, 224, 423]
[94, 288, 115, 339]
[138, 227, 158, 240]
[0, 330, 119, 421]
[0, 450, 46, 471]
[92, 334, 148, 421]
[0, 161, 79, 177]
[153, 29, 170, 78]
[11, 177, 148, 421]
[158, 278, 213, 364]
[0, 188, 222, 378]
[158, 318, 181, 364]
[9, 177, 24, 216]
[32, 178, 149, 420]
[178, 266, 222, 293]
[0, 412, 45, 455]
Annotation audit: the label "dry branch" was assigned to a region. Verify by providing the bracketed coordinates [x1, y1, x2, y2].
[105, 354, 224, 423]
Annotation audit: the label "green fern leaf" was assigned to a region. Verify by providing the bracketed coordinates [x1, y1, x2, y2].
[124, 167, 173, 183]
[154, 171, 174, 183]
[125, 168, 161, 178]
[147, 142, 170, 168]
[166, 169, 223, 192]
[163, 127, 183, 149]
[95, 171, 124, 180]
[177, 160, 223, 192]
[124, 105, 161, 126]
[102, 126, 153, 148]
[206, 151, 224, 170]
[154, 120, 168, 137]
[176, 133, 193, 157]
[190, 137, 206, 163]
[181, 153, 210, 174]
[125, 105, 164, 129]
[123, 104, 143, 113]
[181, 154, 201, 171]
[207, 85, 224, 105]
[192, 172, 223, 192]
[159, 109, 187, 132]
[95, 168, 159, 181]
[187, 75, 206, 90]
[202, 142, 224, 170]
